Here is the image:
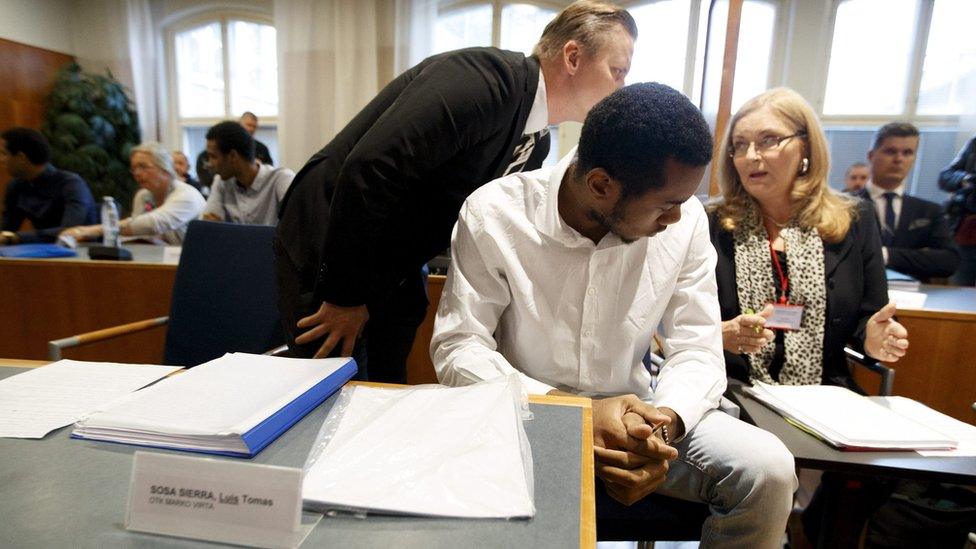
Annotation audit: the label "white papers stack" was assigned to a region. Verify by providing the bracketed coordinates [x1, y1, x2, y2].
[302, 375, 535, 518]
[869, 396, 976, 456]
[0, 360, 181, 439]
[73, 353, 357, 457]
[888, 289, 927, 309]
[746, 382, 958, 451]
[886, 268, 921, 291]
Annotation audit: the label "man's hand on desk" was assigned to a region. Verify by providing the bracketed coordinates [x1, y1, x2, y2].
[590, 395, 679, 506]
[295, 301, 369, 358]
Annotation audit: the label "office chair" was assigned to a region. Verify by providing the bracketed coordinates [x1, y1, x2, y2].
[48, 220, 284, 366]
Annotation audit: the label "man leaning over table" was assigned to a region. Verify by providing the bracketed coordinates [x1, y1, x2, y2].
[431, 83, 796, 549]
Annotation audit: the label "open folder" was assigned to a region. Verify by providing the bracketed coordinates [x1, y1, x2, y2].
[72, 353, 357, 457]
[746, 382, 958, 451]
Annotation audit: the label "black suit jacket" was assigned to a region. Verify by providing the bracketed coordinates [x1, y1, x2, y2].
[852, 188, 959, 280]
[708, 201, 889, 386]
[276, 48, 548, 310]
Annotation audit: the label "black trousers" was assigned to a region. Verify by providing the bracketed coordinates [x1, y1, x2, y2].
[274, 158, 428, 383]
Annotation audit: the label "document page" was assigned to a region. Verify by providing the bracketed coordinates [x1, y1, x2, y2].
[0, 360, 181, 438]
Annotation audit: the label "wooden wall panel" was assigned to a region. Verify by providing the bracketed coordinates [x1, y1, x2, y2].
[0, 38, 74, 200]
[0, 259, 174, 364]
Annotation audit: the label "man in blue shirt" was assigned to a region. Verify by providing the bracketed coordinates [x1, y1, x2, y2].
[0, 127, 97, 245]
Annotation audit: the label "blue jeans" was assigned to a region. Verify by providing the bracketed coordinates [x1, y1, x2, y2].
[656, 410, 797, 548]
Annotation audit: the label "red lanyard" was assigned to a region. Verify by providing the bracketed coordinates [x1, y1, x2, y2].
[769, 242, 788, 304]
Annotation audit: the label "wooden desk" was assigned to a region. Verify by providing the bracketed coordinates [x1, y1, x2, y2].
[0, 245, 176, 363]
[0, 365, 595, 548]
[855, 285, 976, 424]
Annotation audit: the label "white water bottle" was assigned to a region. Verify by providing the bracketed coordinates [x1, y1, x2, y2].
[100, 196, 120, 247]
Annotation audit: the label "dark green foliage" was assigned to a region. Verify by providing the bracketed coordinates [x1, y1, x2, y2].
[43, 62, 141, 215]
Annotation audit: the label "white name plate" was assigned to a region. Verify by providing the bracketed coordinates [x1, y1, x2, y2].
[126, 451, 320, 548]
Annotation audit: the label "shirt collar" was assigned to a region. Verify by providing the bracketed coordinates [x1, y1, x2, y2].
[27, 164, 57, 185]
[233, 163, 269, 192]
[523, 68, 549, 135]
[867, 180, 905, 199]
[536, 146, 623, 249]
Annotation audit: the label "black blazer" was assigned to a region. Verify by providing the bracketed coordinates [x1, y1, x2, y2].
[852, 188, 959, 280]
[276, 48, 548, 308]
[708, 200, 889, 386]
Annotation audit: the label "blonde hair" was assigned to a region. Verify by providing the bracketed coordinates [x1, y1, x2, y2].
[130, 142, 176, 179]
[532, 0, 637, 61]
[713, 87, 856, 243]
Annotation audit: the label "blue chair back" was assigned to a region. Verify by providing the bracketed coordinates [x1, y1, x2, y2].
[163, 220, 283, 366]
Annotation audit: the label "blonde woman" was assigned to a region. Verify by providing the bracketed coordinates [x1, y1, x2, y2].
[60, 142, 205, 245]
[708, 88, 908, 389]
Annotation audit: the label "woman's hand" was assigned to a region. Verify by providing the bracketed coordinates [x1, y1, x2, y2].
[865, 302, 909, 362]
[58, 225, 101, 242]
[722, 304, 775, 354]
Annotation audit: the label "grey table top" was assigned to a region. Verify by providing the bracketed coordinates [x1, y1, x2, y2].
[0, 367, 583, 548]
[728, 384, 976, 484]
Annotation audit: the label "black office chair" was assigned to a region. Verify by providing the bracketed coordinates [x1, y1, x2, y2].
[48, 220, 284, 365]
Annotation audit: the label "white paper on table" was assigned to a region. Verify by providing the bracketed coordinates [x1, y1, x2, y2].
[302, 375, 535, 519]
[869, 396, 976, 457]
[162, 246, 182, 264]
[887, 289, 927, 309]
[0, 360, 181, 438]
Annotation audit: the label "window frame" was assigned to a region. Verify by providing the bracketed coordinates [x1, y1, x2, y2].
[163, 10, 278, 152]
[819, 0, 958, 127]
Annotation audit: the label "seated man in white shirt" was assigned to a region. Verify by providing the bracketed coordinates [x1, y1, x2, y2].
[201, 121, 294, 226]
[432, 83, 796, 548]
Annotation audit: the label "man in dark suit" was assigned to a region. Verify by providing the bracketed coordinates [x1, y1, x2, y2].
[276, 0, 637, 382]
[854, 122, 959, 281]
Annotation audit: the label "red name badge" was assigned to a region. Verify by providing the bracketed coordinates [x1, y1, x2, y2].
[764, 303, 804, 330]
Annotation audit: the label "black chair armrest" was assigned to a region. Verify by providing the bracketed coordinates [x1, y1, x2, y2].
[844, 347, 895, 396]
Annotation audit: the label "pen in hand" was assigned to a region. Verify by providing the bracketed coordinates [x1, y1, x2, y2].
[743, 307, 763, 334]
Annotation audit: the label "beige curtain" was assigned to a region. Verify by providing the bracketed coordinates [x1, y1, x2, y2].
[274, 0, 400, 171]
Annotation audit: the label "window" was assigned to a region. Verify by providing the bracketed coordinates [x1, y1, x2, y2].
[916, 0, 976, 115]
[821, 0, 973, 202]
[170, 16, 279, 173]
[822, 0, 918, 116]
[701, 0, 780, 114]
[627, 0, 693, 92]
[824, 0, 976, 118]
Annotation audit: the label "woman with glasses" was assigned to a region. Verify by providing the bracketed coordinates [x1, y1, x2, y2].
[707, 87, 909, 389]
[60, 142, 205, 245]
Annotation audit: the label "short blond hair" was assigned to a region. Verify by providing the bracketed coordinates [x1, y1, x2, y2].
[533, 0, 637, 61]
[712, 87, 856, 243]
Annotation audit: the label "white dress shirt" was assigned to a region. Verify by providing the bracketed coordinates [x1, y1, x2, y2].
[431, 151, 726, 433]
[522, 68, 548, 135]
[203, 164, 295, 225]
[866, 180, 905, 232]
[128, 179, 206, 244]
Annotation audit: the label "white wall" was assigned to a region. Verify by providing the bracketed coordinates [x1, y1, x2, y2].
[0, 0, 75, 54]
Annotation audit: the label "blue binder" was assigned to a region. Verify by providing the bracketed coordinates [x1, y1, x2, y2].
[0, 243, 77, 258]
[72, 357, 358, 458]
